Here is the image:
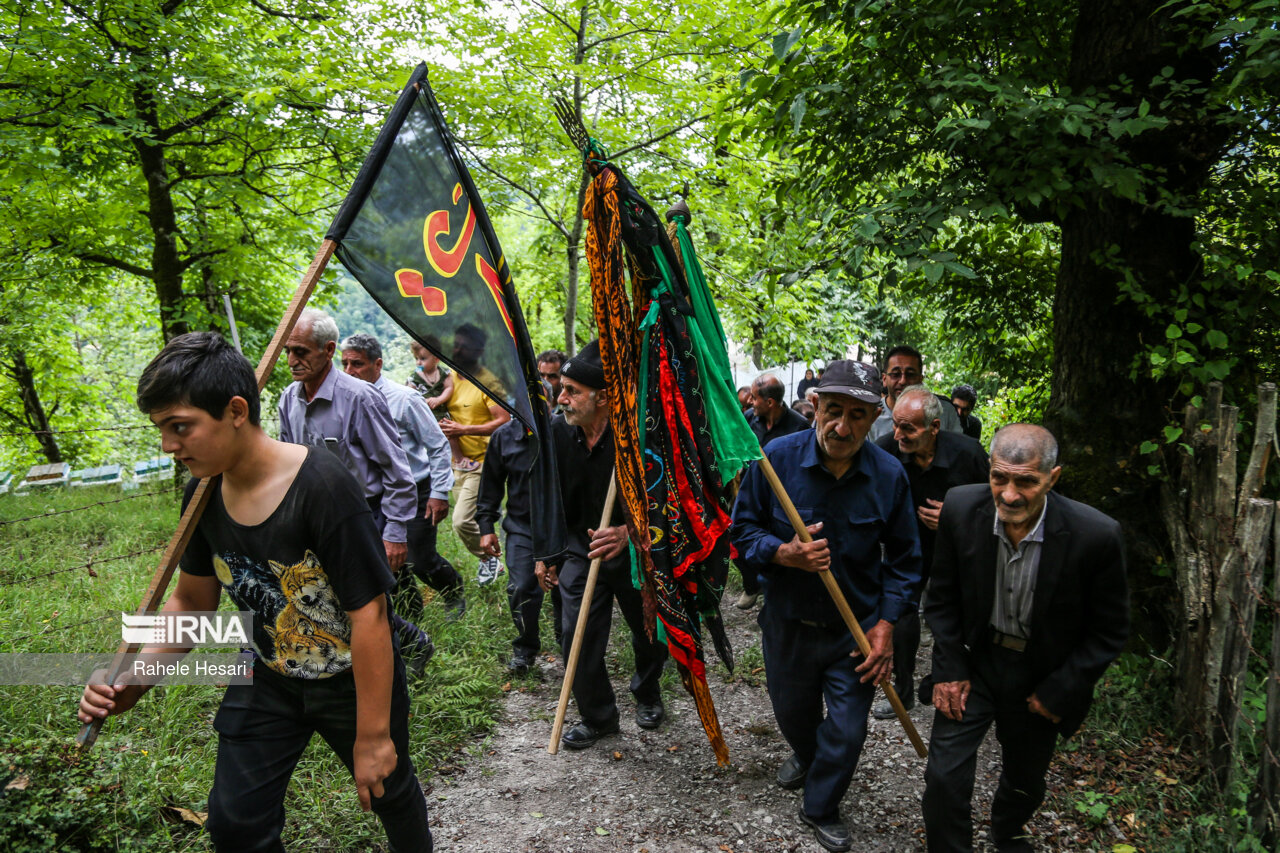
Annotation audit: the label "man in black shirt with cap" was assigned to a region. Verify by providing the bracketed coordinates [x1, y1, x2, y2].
[535, 340, 668, 749]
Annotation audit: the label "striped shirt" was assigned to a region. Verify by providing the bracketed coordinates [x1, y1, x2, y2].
[989, 502, 1049, 639]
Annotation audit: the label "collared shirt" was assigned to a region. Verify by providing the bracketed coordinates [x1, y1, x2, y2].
[732, 430, 922, 629]
[989, 500, 1049, 638]
[549, 413, 620, 557]
[476, 418, 535, 539]
[747, 405, 811, 448]
[874, 430, 989, 573]
[373, 374, 454, 500]
[446, 368, 505, 463]
[869, 393, 962, 443]
[277, 365, 416, 543]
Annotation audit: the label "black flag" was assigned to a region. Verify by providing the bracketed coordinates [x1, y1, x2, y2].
[326, 64, 565, 562]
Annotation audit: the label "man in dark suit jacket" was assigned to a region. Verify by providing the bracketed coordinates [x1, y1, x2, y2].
[921, 424, 1128, 853]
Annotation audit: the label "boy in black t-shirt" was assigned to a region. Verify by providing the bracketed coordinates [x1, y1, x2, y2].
[78, 332, 432, 853]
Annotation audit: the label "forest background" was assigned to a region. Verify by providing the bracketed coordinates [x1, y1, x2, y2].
[1, 0, 1279, 849]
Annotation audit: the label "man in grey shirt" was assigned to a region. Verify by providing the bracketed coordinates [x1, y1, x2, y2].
[868, 345, 961, 443]
[341, 333, 466, 621]
[278, 309, 433, 667]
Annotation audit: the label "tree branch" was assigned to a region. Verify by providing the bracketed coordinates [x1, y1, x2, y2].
[178, 249, 227, 272]
[611, 114, 709, 160]
[74, 252, 153, 279]
[245, 0, 329, 22]
[582, 26, 669, 53]
[527, 0, 580, 38]
[455, 139, 571, 239]
[158, 98, 233, 141]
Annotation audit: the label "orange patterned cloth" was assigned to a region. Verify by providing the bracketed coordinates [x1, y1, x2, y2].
[581, 164, 733, 766]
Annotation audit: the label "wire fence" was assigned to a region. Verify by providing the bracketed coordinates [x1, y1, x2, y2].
[4, 613, 115, 647]
[0, 415, 280, 441]
[1, 545, 166, 588]
[0, 488, 176, 527]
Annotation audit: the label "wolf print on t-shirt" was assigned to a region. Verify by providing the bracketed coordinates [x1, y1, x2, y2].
[213, 549, 353, 679]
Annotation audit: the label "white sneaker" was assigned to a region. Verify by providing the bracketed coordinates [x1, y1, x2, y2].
[476, 556, 503, 586]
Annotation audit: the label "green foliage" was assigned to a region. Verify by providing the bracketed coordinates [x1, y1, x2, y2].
[417, 0, 796, 355]
[0, 482, 521, 849]
[734, 0, 1280, 467]
[0, 738, 154, 852]
[0, 0, 427, 455]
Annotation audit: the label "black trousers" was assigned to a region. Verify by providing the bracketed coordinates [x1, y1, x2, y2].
[367, 495, 432, 657]
[558, 551, 667, 727]
[206, 660, 431, 853]
[892, 605, 921, 698]
[922, 643, 1060, 851]
[505, 531, 562, 655]
[405, 478, 463, 602]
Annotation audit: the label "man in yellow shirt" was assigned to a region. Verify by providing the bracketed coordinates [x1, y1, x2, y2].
[439, 323, 510, 585]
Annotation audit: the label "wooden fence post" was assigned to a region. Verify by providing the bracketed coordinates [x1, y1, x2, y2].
[1163, 382, 1277, 785]
[1250, 503, 1280, 846]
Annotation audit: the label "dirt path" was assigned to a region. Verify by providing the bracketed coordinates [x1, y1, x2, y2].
[431, 598, 1074, 852]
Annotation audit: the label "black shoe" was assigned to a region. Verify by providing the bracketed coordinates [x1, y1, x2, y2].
[635, 701, 665, 730]
[405, 635, 435, 678]
[873, 691, 915, 720]
[507, 649, 537, 675]
[444, 593, 466, 622]
[798, 808, 851, 852]
[560, 719, 620, 750]
[776, 754, 808, 790]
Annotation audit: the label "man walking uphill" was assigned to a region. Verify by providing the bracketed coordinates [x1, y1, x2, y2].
[732, 360, 922, 852]
[276, 309, 434, 670]
[873, 385, 989, 719]
[922, 424, 1128, 852]
[535, 340, 669, 750]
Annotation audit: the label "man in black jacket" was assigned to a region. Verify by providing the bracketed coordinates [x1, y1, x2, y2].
[477, 418, 563, 674]
[921, 423, 1128, 852]
[873, 386, 989, 719]
[535, 340, 668, 749]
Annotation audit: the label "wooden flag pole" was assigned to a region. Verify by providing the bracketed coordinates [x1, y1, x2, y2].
[77, 239, 337, 750]
[548, 472, 619, 754]
[757, 454, 929, 758]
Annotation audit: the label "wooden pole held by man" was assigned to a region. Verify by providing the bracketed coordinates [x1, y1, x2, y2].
[548, 473, 619, 753]
[758, 454, 928, 758]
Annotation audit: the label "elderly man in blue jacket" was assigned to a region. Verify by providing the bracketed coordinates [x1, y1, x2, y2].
[732, 360, 922, 853]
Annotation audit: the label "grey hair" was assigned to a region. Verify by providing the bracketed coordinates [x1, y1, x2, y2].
[898, 385, 942, 425]
[299, 308, 339, 346]
[991, 424, 1059, 473]
[341, 333, 382, 363]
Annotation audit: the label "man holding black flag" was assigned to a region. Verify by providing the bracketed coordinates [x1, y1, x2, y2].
[535, 341, 668, 749]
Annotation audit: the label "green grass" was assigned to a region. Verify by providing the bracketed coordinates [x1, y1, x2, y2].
[0, 483, 522, 851]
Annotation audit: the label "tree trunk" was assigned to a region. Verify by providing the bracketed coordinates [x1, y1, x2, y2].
[1161, 383, 1277, 766]
[132, 82, 188, 343]
[3, 349, 62, 463]
[1046, 0, 1229, 654]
